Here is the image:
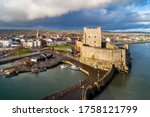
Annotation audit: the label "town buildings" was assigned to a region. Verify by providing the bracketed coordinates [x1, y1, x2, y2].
[44, 38, 68, 46]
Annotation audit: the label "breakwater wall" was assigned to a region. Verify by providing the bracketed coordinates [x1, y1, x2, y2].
[82, 66, 115, 100]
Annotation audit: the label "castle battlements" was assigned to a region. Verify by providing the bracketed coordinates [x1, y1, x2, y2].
[83, 27, 102, 48]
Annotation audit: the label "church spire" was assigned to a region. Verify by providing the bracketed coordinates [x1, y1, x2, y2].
[36, 28, 39, 38]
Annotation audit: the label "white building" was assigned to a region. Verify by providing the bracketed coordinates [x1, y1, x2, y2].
[0, 40, 10, 47]
[45, 38, 54, 46]
[106, 38, 111, 42]
[26, 40, 34, 48]
[22, 39, 42, 48]
[37, 39, 42, 47]
[20, 39, 26, 44]
[33, 40, 38, 48]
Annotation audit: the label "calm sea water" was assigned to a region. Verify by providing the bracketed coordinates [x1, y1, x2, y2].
[94, 43, 150, 100]
[0, 65, 85, 100]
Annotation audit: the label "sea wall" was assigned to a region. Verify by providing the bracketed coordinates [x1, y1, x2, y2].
[83, 66, 115, 100]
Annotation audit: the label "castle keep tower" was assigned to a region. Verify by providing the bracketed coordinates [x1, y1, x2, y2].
[83, 27, 102, 48]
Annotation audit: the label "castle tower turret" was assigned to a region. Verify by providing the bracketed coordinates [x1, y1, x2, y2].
[83, 27, 102, 48]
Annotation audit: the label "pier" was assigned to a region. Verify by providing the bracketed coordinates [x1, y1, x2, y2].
[43, 56, 115, 100]
[115, 41, 150, 45]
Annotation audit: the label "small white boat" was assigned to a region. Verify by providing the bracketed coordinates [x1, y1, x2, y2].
[68, 65, 80, 71]
[60, 65, 67, 69]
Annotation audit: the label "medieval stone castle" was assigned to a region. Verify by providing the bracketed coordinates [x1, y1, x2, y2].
[75, 27, 131, 72]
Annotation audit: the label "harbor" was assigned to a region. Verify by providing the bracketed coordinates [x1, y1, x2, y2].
[0, 53, 62, 77]
[0, 51, 115, 100]
[0, 65, 86, 100]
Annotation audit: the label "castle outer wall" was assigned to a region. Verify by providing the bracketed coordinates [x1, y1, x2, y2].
[77, 44, 130, 72]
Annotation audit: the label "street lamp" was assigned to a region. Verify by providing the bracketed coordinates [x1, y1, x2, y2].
[97, 70, 100, 81]
[81, 86, 85, 100]
[79, 80, 82, 85]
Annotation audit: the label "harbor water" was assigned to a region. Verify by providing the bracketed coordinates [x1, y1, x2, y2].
[0, 65, 85, 100]
[94, 43, 150, 100]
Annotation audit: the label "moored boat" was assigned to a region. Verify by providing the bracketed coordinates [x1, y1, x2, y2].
[68, 65, 80, 71]
[60, 64, 68, 69]
[38, 67, 47, 72]
[3, 71, 18, 78]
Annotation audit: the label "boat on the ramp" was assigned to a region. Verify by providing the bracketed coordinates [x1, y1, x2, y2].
[68, 65, 80, 71]
[60, 64, 68, 69]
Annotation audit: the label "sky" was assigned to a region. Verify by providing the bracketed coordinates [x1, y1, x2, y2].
[0, 0, 150, 32]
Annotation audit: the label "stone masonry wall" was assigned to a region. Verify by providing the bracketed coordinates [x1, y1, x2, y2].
[83, 27, 102, 48]
[80, 46, 129, 72]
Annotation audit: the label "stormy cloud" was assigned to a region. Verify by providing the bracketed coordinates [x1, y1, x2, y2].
[0, 0, 150, 32]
